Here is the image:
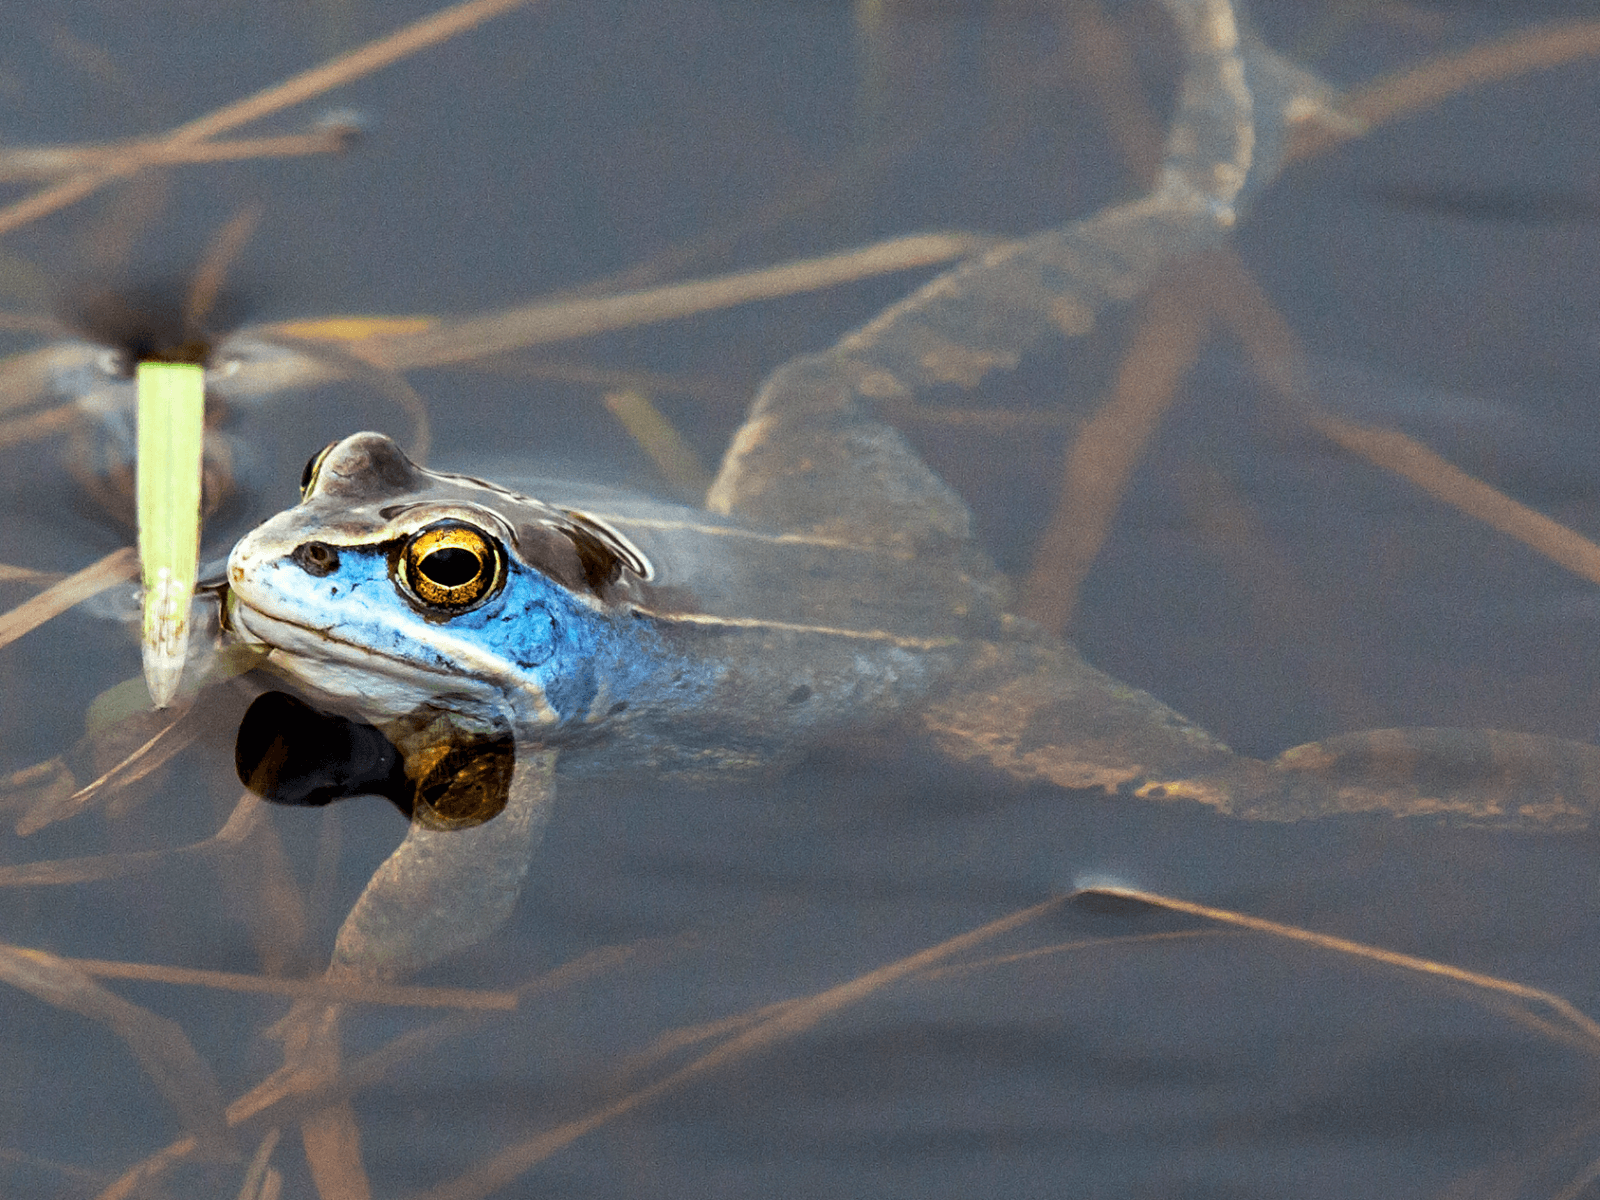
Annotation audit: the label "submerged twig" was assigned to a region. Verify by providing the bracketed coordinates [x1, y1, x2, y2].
[406, 896, 1066, 1200]
[0, 546, 137, 652]
[0, 127, 358, 181]
[1206, 248, 1600, 591]
[0, 0, 542, 238]
[1289, 19, 1600, 161]
[602, 390, 711, 497]
[1019, 253, 1215, 633]
[65, 957, 518, 1010]
[90, 940, 669, 1200]
[0, 943, 230, 1147]
[1075, 885, 1600, 1053]
[0, 791, 263, 887]
[345, 232, 986, 371]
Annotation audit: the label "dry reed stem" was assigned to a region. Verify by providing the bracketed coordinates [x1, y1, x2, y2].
[94, 1135, 198, 1200]
[64, 956, 518, 1009]
[1019, 257, 1213, 634]
[1, 791, 263, 887]
[0, 943, 229, 1146]
[249, 234, 983, 407]
[0, 402, 79, 449]
[31, 12, 1600, 1198]
[0, 562, 63, 583]
[187, 205, 264, 332]
[0, 130, 354, 180]
[302, 1100, 372, 1200]
[1290, 19, 1600, 160]
[236, 1130, 283, 1200]
[1078, 886, 1600, 1051]
[407, 895, 1067, 1200]
[1307, 411, 1600, 587]
[602, 390, 712, 496]
[91, 941, 664, 1199]
[0, 0, 541, 238]
[1018, 11, 1600, 635]
[918, 928, 1220, 980]
[269, 335, 435, 465]
[1058, 0, 1600, 605]
[1206, 248, 1600, 590]
[354, 232, 984, 371]
[16, 705, 196, 835]
[0, 845, 180, 888]
[0, 545, 136, 652]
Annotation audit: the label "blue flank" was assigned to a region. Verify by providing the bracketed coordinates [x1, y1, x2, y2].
[280, 543, 706, 733]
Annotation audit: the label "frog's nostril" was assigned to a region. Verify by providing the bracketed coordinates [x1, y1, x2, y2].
[291, 541, 340, 577]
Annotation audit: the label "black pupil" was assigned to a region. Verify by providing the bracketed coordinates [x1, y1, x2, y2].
[422, 547, 482, 587]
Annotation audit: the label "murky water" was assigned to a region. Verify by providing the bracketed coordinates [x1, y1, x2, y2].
[3, 1, 1600, 1196]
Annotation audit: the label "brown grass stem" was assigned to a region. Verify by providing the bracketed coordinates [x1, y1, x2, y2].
[1019, 256, 1213, 634]
[0, 131, 355, 180]
[1293, 19, 1600, 160]
[406, 895, 1066, 1200]
[1078, 886, 1600, 1052]
[1206, 248, 1600, 590]
[0, 546, 137, 652]
[57, 956, 519, 1010]
[0, 0, 541, 238]
[353, 232, 985, 371]
[0, 402, 79, 449]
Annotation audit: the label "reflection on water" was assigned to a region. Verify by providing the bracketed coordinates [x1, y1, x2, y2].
[3, 1, 1600, 1197]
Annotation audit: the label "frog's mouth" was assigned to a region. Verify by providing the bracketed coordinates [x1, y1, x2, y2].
[223, 588, 551, 725]
[226, 591, 479, 700]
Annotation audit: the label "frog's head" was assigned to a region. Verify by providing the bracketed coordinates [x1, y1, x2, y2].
[225, 432, 653, 734]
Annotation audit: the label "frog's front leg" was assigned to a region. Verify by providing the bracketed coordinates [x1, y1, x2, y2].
[329, 743, 557, 981]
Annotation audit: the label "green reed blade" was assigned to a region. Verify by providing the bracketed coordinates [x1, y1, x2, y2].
[136, 361, 205, 708]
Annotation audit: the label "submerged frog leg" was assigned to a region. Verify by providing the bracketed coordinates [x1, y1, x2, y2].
[328, 744, 556, 982]
[707, 0, 1346, 549]
[1243, 729, 1600, 831]
[923, 635, 1242, 809]
[928, 640, 1600, 832]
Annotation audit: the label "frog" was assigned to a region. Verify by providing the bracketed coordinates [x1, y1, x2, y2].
[222, 0, 1600, 1000]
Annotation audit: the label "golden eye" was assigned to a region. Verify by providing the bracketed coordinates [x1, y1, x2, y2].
[398, 522, 504, 612]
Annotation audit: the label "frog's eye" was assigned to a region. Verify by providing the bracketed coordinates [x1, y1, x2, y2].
[397, 522, 505, 613]
[300, 442, 336, 498]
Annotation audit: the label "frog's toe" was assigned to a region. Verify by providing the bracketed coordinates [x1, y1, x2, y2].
[1251, 728, 1600, 831]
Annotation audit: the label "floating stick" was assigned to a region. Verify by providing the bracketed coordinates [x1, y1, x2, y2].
[135, 361, 204, 707]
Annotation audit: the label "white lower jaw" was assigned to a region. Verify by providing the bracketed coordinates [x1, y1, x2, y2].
[227, 599, 489, 722]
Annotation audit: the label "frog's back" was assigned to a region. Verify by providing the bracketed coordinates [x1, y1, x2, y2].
[476, 471, 1009, 647]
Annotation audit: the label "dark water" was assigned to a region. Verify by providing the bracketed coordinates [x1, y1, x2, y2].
[3, 1, 1600, 1197]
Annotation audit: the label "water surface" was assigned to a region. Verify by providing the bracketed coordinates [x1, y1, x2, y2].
[3, 2, 1600, 1196]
